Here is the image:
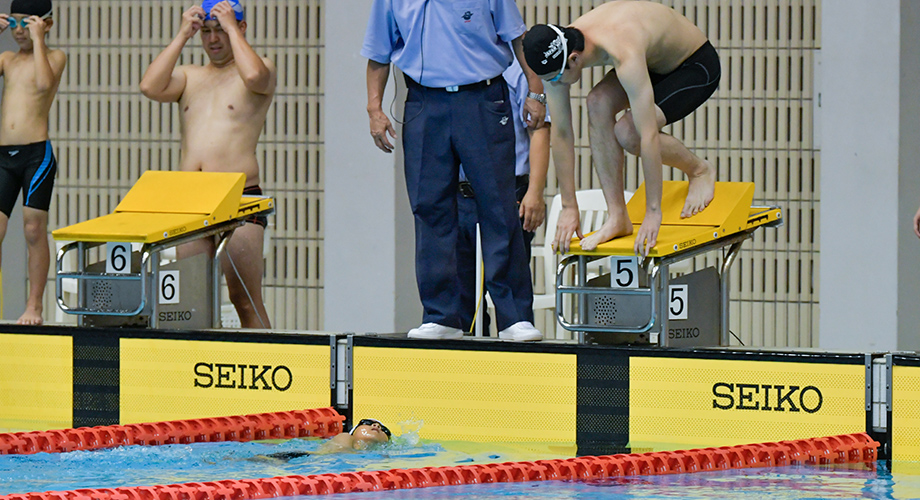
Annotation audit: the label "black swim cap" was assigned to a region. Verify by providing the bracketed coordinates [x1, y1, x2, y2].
[10, 0, 52, 17]
[524, 24, 568, 76]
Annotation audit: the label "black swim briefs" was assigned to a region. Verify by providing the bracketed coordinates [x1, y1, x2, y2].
[243, 184, 268, 228]
[650, 41, 721, 125]
[0, 140, 57, 218]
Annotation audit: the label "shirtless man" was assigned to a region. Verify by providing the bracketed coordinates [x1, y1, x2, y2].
[0, 0, 66, 325]
[140, 0, 276, 328]
[523, 1, 720, 256]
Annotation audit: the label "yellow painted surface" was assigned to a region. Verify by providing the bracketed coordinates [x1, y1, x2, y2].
[569, 181, 774, 257]
[629, 357, 865, 449]
[0, 334, 72, 431]
[52, 172, 274, 243]
[120, 339, 330, 423]
[52, 212, 209, 243]
[353, 347, 577, 444]
[892, 366, 920, 461]
[116, 171, 245, 221]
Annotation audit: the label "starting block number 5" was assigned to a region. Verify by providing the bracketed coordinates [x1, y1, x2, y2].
[669, 284, 688, 320]
[159, 271, 180, 304]
[610, 257, 639, 289]
[106, 242, 131, 274]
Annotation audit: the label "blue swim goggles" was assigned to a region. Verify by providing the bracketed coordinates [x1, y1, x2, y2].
[7, 12, 51, 29]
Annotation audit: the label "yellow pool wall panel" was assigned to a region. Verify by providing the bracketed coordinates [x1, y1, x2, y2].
[120, 338, 330, 424]
[0, 333, 72, 431]
[352, 347, 577, 444]
[629, 357, 866, 448]
[892, 365, 920, 461]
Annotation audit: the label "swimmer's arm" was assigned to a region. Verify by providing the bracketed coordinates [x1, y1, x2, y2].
[139, 7, 202, 102]
[617, 52, 663, 255]
[224, 26, 274, 95]
[0, 51, 11, 79]
[32, 47, 66, 94]
[139, 40, 189, 102]
[617, 53, 662, 204]
[546, 82, 583, 252]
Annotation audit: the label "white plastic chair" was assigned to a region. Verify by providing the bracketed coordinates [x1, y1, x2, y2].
[531, 189, 626, 314]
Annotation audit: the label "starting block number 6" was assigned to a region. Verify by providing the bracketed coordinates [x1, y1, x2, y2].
[610, 257, 639, 289]
[159, 270, 180, 304]
[106, 242, 131, 274]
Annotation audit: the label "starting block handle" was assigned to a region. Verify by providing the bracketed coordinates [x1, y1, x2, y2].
[555, 255, 661, 334]
[56, 241, 150, 317]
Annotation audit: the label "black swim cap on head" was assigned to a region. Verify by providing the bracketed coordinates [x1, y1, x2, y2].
[524, 24, 568, 76]
[10, 0, 52, 17]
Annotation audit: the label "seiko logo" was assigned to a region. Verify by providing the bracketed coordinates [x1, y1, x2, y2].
[194, 362, 292, 391]
[712, 383, 823, 413]
[159, 311, 192, 322]
[678, 239, 697, 250]
[668, 327, 699, 339]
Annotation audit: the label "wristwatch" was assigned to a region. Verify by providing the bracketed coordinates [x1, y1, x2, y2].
[527, 91, 547, 105]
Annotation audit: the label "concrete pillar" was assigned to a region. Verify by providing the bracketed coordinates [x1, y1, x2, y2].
[323, 0, 420, 334]
[820, 0, 920, 350]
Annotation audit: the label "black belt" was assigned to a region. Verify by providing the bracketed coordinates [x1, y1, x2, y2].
[405, 74, 504, 93]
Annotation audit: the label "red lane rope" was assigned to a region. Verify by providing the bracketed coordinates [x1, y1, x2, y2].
[0, 408, 344, 455]
[0, 433, 878, 499]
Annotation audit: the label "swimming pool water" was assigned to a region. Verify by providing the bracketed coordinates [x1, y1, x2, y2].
[2, 437, 918, 499]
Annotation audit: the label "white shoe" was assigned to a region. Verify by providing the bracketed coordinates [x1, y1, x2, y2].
[498, 321, 543, 342]
[407, 323, 464, 340]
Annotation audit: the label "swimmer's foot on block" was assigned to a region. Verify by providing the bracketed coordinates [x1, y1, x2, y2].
[580, 215, 633, 251]
[681, 160, 716, 218]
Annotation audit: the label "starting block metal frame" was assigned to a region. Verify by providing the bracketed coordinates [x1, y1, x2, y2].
[556, 181, 782, 346]
[53, 171, 274, 329]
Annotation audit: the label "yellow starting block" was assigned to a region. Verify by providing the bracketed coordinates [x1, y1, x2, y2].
[556, 181, 782, 347]
[53, 171, 274, 329]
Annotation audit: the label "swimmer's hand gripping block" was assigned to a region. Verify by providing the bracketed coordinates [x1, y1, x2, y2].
[51, 171, 265, 243]
[569, 181, 781, 257]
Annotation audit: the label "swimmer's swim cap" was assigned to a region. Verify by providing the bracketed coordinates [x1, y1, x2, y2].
[10, 0, 52, 17]
[202, 0, 244, 21]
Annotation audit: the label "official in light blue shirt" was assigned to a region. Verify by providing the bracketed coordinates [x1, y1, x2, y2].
[361, 0, 525, 88]
[362, 0, 547, 342]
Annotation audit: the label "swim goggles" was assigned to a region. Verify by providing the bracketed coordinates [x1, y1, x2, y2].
[6, 12, 51, 29]
[546, 24, 568, 83]
[350, 418, 392, 438]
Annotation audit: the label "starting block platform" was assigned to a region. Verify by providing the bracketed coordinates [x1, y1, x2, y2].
[53, 171, 274, 329]
[556, 181, 782, 347]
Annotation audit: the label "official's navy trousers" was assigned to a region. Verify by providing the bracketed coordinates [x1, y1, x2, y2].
[402, 76, 534, 331]
[457, 175, 534, 334]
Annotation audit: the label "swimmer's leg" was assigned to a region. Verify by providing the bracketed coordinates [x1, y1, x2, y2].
[658, 133, 715, 217]
[221, 223, 271, 329]
[19, 207, 49, 325]
[581, 70, 633, 251]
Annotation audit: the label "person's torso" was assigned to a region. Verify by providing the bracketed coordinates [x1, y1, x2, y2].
[177, 62, 273, 185]
[0, 50, 61, 146]
[575, 0, 708, 74]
